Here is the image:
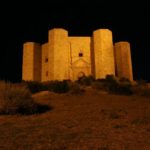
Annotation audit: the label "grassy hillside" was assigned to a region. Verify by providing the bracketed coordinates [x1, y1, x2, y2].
[0, 89, 150, 149]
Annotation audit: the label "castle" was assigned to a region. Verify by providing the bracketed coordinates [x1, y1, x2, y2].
[22, 28, 133, 82]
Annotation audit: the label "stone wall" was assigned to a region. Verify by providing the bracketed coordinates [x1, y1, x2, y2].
[93, 29, 115, 79]
[22, 42, 41, 81]
[69, 37, 91, 80]
[33, 43, 41, 81]
[41, 43, 48, 81]
[48, 30, 54, 80]
[48, 29, 69, 81]
[22, 28, 133, 82]
[114, 42, 133, 81]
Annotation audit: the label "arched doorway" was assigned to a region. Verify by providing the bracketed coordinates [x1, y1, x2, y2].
[71, 59, 91, 80]
[77, 71, 85, 79]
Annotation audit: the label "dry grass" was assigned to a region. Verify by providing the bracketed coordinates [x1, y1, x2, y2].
[0, 88, 150, 149]
[0, 81, 42, 115]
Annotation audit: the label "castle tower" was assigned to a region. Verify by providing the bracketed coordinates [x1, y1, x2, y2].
[22, 42, 41, 81]
[114, 41, 133, 81]
[92, 29, 115, 79]
[41, 43, 49, 82]
[48, 28, 69, 80]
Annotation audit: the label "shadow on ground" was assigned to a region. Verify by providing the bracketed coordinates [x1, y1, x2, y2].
[0, 103, 53, 116]
[18, 103, 53, 115]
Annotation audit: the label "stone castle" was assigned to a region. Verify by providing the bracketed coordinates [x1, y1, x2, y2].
[22, 28, 133, 81]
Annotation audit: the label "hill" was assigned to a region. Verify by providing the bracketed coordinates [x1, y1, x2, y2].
[0, 89, 150, 149]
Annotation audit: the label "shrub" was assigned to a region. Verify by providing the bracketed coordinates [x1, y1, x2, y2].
[105, 75, 119, 92]
[52, 80, 70, 93]
[23, 80, 71, 94]
[117, 77, 133, 95]
[44, 80, 70, 93]
[77, 75, 95, 86]
[116, 82, 133, 95]
[105, 75, 133, 95]
[69, 83, 85, 95]
[0, 81, 38, 115]
[132, 84, 150, 97]
[23, 81, 46, 93]
[92, 75, 133, 95]
[91, 81, 106, 91]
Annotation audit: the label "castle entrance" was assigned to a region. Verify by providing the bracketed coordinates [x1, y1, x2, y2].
[71, 59, 91, 80]
[77, 71, 85, 79]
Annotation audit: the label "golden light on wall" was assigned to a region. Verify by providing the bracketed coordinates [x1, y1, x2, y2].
[22, 28, 133, 81]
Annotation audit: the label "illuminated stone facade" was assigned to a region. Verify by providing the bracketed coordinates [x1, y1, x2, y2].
[22, 28, 133, 81]
[114, 42, 133, 81]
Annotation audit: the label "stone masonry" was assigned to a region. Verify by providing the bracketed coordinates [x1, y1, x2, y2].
[114, 42, 133, 81]
[22, 28, 133, 81]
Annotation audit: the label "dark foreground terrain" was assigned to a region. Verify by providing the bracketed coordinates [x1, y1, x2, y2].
[0, 88, 150, 150]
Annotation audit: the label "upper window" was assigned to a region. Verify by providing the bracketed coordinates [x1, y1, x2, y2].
[45, 58, 48, 63]
[79, 52, 83, 57]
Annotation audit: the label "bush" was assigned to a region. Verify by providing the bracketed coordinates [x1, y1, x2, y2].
[23, 81, 47, 94]
[0, 81, 38, 115]
[132, 84, 150, 97]
[69, 83, 85, 95]
[105, 75, 119, 92]
[92, 75, 133, 95]
[116, 82, 133, 95]
[91, 81, 106, 91]
[23, 80, 71, 94]
[51, 80, 70, 93]
[77, 75, 95, 86]
[44, 80, 70, 93]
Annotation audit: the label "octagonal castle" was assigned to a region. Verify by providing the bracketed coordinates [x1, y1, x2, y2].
[22, 28, 133, 81]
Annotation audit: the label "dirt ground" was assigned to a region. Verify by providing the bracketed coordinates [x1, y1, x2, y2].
[0, 88, 150, 150]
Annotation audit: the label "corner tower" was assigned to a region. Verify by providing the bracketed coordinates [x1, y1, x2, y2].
[48, 28, 69, 80]
[114, 41, 133, 81]
[92, 29, 115, 79]
[22, 42, 41, 81]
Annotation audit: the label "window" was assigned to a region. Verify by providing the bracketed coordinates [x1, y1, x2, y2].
[46, 71, 48, 77]
[45, 58, 48, 63]
[79, 52, 83, 57]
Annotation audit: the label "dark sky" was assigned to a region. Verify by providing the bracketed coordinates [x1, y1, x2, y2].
[0, 1, 150, 82]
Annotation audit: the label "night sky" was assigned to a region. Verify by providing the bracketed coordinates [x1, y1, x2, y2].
[0, 1, 150, 82]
